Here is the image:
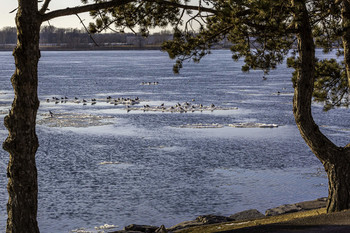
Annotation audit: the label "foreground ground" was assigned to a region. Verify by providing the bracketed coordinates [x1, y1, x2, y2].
[177, 208, 350, 233]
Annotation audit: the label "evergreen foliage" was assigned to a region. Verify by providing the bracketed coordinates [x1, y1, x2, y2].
[83, 0, 348, 110]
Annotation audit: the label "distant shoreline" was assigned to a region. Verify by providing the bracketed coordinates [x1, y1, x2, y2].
[0, 45, 230, 52]
[0, 45, 164, 51]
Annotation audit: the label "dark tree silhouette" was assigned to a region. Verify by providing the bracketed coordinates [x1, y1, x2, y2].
[162, 0, 350, 213]
[2, 0, 211, 232]
[3, 0, 350, 232]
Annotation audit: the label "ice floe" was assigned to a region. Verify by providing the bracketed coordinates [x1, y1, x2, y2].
[99, 161, 121, 165]
[94, 223, 118, 230]
[178, 123, 224, 128]
[37, 113, 114, 128]
[175, 123, 279, 129]
[228, 122, 279, 128]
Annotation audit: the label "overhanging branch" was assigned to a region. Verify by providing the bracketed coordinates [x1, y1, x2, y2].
[41, 0, 217, 22]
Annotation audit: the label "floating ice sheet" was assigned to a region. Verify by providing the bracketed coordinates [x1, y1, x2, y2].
[228, 122, 279, 128]
[175, 122, 278, 129]
[37, 112, 114, 128]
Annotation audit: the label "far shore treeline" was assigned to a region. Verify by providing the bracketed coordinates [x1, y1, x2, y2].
[0, 26, 230, 50]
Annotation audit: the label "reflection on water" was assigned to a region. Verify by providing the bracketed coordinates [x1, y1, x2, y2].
[0, 50, 348, 232]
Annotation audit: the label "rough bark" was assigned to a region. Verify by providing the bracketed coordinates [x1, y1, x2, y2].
[2, 0, 41, 232]
[292, 0, 350, 213]
[342, 0, 350, 88]
[325, 156, 350, 212]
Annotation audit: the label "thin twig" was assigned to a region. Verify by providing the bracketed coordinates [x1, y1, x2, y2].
[9, 8, 18, 13]
[75, 14, 99, 46]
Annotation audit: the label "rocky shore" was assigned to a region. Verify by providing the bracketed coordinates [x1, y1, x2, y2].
[111, 197, 327, 233]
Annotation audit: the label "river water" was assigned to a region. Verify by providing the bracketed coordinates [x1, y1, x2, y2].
[0, 50, 349, 232]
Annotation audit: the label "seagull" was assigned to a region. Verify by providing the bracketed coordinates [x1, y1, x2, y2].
[49, 110, 53, 117]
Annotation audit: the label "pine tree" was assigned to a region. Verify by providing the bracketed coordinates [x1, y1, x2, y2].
[3, 1, 350, 232]
[162, 0, 350, 213]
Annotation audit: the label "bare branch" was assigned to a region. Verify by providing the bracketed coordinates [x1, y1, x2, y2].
[42, 0, 217, 22]
[9, 8, 18, 13]
[39, 0, 52, 14]
[42, 0, 134, 22]
[76, 14, 99, 46]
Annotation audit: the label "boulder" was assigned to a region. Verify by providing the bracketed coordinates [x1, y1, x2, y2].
[229, 209, 265, 221]
[296, 197, 327, 211]
[124, 224, 159, 233]
[167, 220, 204, 232]
[168, 215, 233, 232]
[265, 204, 302, 216]
[155, 225, 167, 233]
[111, 230, 144, 233]
[196, 214, 234, 224]
[265, 197, 328, 216]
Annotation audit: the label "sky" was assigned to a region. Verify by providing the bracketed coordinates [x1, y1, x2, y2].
[0, 1, 92, 29]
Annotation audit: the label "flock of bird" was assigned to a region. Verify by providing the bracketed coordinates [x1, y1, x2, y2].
[135, 101, 223, 113]
[45, 95, 238, 115]
[140, 81, 159, 85]
[46, 96, 140, 105]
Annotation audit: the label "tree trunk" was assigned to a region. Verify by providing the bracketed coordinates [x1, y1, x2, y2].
[342, 0, 350, 87]
[325, 156, 350, 212]
[292, 0, 350, 213]
[2, 1, 41, 232]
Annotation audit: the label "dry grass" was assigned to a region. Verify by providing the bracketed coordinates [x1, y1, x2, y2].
[176, 208, 327, 233]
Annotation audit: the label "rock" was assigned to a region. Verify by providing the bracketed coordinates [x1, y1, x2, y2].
[296, 198, 327, 211]
[265, 204, 302, 216]
[167, 220, 204, 232]
[110, 230, 144, 233]
[229, 209, 265, 221]
[265, 197, 328, 216]
[155, 225, 167, 233]
[123, 224, 159, 233]
[196, 214, 234, 224]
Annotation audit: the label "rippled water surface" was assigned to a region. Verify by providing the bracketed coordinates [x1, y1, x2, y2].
[0, 50, 349, 232]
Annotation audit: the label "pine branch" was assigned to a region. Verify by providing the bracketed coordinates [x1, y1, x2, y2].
[41, 0, 217, 22]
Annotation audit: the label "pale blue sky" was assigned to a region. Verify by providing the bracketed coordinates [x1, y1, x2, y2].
[0, 1, 91, 29]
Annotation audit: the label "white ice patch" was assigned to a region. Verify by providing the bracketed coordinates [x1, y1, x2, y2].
[94, 223, 118, 230]
[37, 112, 114, 128]
[178, 123, 224, 128]
[228, 122, 279, 128]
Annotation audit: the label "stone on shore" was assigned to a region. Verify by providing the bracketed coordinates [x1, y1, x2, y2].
[114, 198, 328, 232]
[229, 209, 265, 221]
[265, 204, 302, 216]
[265, 197, 327, 216]
[155, 225, 167, 233]
[168, 215, 233, 232]
[196, 214, 234, 224]
[167, 220, 206, 232]
[296, 197, 327, 211]
[111, 224, 161, 233]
